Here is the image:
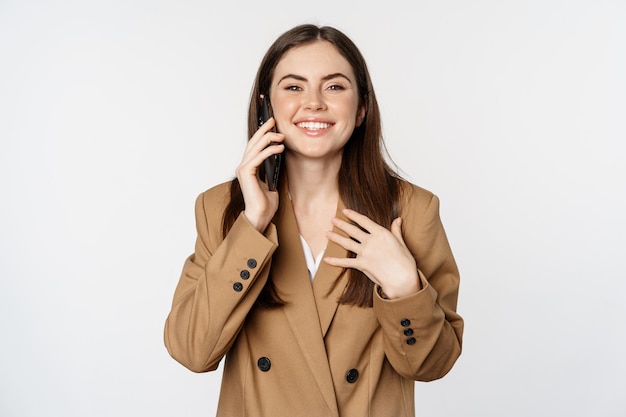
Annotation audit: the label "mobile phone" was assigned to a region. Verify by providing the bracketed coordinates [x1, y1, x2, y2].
[258, 94, 282, 191]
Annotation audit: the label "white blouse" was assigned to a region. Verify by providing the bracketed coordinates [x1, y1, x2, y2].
[299, 234, 325, 280]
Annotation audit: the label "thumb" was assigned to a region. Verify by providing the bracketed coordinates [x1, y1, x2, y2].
[391, 217, 404, 242]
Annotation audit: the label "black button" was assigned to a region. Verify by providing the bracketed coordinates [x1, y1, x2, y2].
[403, 328, 414, 336]
[247, 259, 257, 268]
[257, 357, 271, 372]
[240, 270, 250, 280]
[233, 282, 243, 292]
[400, 318, 411, 327]
[346, 368, 359, 383]
[406, 337, 416, 345]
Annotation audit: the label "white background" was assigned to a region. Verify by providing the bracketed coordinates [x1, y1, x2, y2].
[1, 1, 625, 416]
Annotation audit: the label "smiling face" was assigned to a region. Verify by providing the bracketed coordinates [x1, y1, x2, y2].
[269, 40, 365, 162]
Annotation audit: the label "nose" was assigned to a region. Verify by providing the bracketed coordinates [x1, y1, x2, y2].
[303, 89, 326, 111]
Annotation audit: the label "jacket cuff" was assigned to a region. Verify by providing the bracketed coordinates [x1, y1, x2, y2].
[373, 270, 441, 345]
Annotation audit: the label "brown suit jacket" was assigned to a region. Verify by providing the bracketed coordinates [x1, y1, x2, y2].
[164, 180, 463, 417]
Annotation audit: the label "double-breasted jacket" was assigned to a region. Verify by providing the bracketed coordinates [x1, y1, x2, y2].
[164, 179, 463, 417]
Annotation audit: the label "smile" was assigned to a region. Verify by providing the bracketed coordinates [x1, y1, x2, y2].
[296, 121, 331, 130]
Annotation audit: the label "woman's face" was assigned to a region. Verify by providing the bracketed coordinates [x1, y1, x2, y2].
[270, 40, 364, 162]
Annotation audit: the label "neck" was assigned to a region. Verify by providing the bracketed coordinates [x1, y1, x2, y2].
[285, 152, 341, 208]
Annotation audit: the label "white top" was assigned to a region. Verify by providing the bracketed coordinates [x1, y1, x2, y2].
[299, 234, 325, 280]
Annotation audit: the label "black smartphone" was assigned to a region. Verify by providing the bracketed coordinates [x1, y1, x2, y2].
[258, 94, 282, 191]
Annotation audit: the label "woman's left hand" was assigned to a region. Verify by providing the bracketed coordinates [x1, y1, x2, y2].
[324, 209, 421, 299]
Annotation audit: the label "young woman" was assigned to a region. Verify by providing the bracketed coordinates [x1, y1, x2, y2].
[164, 24, 464, 417]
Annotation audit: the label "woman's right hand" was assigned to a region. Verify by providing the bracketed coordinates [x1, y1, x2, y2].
[235, 117, 285, 233]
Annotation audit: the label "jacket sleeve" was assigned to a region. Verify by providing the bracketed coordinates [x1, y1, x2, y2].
[373, 187, 463, 381]
[164, 189, 278, 373]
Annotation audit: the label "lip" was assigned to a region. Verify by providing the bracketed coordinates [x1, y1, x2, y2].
[294, 118, 334, 135]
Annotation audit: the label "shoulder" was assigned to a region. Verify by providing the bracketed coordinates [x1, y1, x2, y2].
[192, 180, 235, 231]
[396, 180, 450, 258]
[398, 179, 439, 216]
[187, 180, 237, 248]
[197, 180, 234, 210]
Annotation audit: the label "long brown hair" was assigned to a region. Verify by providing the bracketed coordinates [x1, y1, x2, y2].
[222, 24, 402, 307]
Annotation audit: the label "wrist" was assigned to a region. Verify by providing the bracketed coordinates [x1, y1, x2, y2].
[379, 273, 421, 300]
[243, 210, 270, 233]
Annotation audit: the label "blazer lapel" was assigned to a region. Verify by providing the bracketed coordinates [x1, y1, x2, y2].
[271, 184, 339, 417]
[312, 199, 350, 337]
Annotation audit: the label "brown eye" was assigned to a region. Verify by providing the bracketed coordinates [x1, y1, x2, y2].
[328, 84, 345, 91]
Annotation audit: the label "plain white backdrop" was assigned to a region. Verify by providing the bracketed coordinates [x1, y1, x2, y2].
[1, 1, 625, 416]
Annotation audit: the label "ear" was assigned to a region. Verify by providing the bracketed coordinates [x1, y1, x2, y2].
[355, 105, 366, 127]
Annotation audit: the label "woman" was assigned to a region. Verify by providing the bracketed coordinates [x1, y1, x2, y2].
[164, 24, 463, 417]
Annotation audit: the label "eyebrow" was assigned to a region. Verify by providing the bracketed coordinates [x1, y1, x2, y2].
[277, 72, 353, 85]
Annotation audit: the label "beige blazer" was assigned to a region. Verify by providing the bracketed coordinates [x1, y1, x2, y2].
[164, 180, 463, 417]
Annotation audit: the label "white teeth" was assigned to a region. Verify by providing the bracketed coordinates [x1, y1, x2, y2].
[297, 121, 330, 130]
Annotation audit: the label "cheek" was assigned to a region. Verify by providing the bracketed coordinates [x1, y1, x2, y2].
[273, 100, 299, 123]
[343, 97, 361, 121]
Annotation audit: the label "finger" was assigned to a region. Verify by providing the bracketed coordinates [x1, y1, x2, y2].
[237, 142, 284, 183]
[341, 209, 384, 234]
[246, 130, 284, 159]
[323, 257, 382, 287]
[255, 117, 278, 138]
[330, 217, 369, 243]
[245, 118, 282, 151]
[325, 230, 361, 254]
[323, 256, 358, 269]
[257, 141, 285, 159]
[241, 139, 284, 169]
